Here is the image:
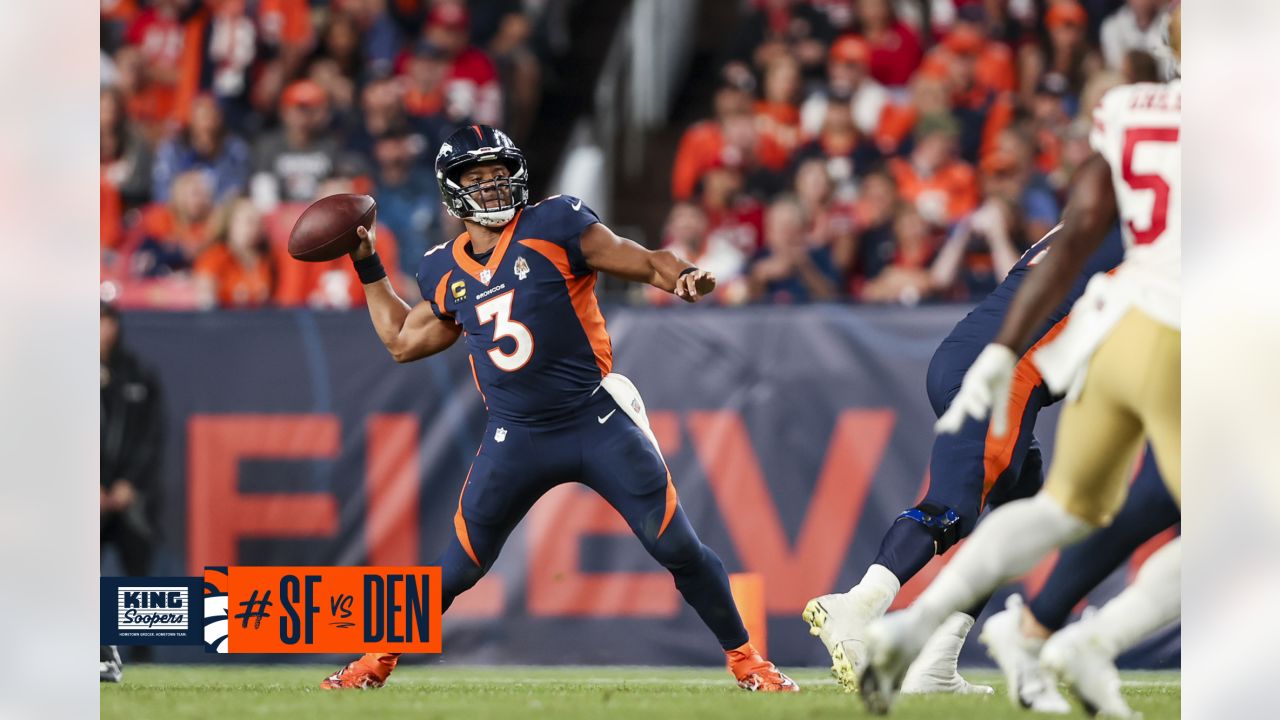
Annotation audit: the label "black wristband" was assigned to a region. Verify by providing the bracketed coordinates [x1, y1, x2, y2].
[353, 252, 387, 285]
[678, 266, 699, 278]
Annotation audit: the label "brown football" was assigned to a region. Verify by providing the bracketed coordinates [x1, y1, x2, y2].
[288, 193, 377, 262]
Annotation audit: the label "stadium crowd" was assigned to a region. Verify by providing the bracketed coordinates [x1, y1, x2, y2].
[99, 0, 1173, 310]
[653, 0, 1173, 306]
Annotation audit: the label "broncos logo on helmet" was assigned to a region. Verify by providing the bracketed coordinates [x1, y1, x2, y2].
[435, 125, 530, 228]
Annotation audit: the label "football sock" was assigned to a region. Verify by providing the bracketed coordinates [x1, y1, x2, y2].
[1029, 486, 1178, 631]
[872, 519, 939, 585]
[913, 494, 1092, 628]
[849, 563, 901, 609]
[1075, 537, 1181, 658]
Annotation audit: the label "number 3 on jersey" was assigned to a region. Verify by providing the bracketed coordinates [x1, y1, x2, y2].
[475, 290, 534, 371]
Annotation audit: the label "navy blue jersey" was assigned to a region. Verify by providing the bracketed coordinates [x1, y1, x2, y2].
[415, 195, 612, 423]
[938, 224, 1126, 360]
[926, 224, 1125, 415]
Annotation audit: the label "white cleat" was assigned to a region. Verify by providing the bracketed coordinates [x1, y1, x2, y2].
[861, 608, 937, 715]
[901, 612, 995, 696]
[979, 595, 1071, 713]
[1041, 623, 1141, 719]
[802, 584, 896, 691]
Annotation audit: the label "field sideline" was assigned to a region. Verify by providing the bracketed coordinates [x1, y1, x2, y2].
[102, 665, 1180, 719]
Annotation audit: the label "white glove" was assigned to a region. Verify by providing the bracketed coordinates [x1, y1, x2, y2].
[935, 344, 1019, 437]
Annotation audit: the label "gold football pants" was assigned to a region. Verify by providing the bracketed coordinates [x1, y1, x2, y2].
[1044, 309, 1181, 525]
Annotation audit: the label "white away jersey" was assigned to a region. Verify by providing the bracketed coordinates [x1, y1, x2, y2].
[1089, 80, 1181, 328]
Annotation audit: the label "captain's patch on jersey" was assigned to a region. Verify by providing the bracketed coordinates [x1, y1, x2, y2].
[451, 280, 467, 301]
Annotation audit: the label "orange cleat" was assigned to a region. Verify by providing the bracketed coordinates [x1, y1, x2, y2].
[726, 643, 800, 692]
[319, 654, 398, 690]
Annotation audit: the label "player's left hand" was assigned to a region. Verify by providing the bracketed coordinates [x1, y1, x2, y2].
[935, 344, 1018, 437]
[675, 269, 716, 303]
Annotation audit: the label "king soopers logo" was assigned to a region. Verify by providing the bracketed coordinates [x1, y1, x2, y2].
[117, 587, 189, 630]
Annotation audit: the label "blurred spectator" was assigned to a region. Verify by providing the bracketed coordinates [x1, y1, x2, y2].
[403, 40, 453, 119]
[930, 7, 1017, 94]
[849, 170, 901, 292]
[791, 100, 881, 201]
[1019, 1, 1103, 111]
[314, 11, 366, 88]
[251, 80, 341, 208]
[119, 0, 205, 131]
[749, 197, 841, 303]
[348, 76, 450, 159]
[854, 0, 923, 87]
[202, 0, 260, 129]
[799, 35, 889, 139]
[101, 87, 155, 210]
[938, 36, 1011, 164]
[648, 202, 750, 306]
[697, 158, 766, 258]
[887, 114, 978, 227]
[793, 158, 859, 275]
[273, 176, 404, 309]
[859, 204, 939, 305]
[672, 82, 754, 200]
[101, 300, 163, 580]
[152, 95, 252, 203]
[1099, 0, 1169, 71]
[980, 144, 1060, 246]
[194, 198, 275, 309]
[420, 0, 503, 125]
[372, 129, 445, 275]
[471, 0, 543, 141]
[309, 56, 361, 133]
[875, 68, 951, 155]
[343, 0, 405, 81]
[753, 55, 804, 172]
[725, 0, 836, 86]
[131, 170, 216, 277]
[930, 194, 1022, 299]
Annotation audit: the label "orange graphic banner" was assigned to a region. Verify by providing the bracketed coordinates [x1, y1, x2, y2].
[204, 566, 442, 653]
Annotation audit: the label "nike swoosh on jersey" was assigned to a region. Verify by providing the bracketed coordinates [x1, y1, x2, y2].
[570, 199, 582, 211]
[597, 409, 616, 424]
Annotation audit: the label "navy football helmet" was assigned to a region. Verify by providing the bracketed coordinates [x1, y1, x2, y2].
[434, 124, 529, 227]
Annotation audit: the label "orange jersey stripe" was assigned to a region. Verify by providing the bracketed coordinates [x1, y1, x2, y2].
[468, 352, 487, 407]
[452, 211, 522, 285]
[433, 270, 454, 318]
[657, 469, 679, 538]
[979, 315, 1071, 508]
[518, 238, 613, 375]
[454, 463, 481, 567]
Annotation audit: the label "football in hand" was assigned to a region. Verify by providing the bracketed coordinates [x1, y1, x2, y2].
[288, 194, 377, 262]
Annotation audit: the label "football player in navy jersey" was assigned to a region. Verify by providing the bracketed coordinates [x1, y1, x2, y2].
[321, 125, 798, 692]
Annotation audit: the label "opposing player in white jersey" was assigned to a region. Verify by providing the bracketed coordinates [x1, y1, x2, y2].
[859, 6, 1181, 717]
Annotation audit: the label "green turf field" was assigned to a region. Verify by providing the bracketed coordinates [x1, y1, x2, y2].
[103, 665, 1180, 719]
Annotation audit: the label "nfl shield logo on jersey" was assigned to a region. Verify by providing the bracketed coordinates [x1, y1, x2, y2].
[514, 257, 530, 280]
[480, 269, 493, 284]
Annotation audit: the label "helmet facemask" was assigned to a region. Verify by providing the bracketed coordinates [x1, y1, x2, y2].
[442, 159, 529, 227]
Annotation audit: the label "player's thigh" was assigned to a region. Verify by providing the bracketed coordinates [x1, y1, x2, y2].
[1135, 320, 1181, 507]
[580, 411, 673, 545]
[458, 425, 550, 552]
[983, 382, 1054, 511]
[924, 422, 989, 529]
[1044, 335, 1146, 526]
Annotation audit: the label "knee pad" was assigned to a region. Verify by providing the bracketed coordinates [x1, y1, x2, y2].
[897, 502, 963, 554]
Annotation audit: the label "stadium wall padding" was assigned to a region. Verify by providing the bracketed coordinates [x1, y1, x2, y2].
[118, 306, 1179, 668]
